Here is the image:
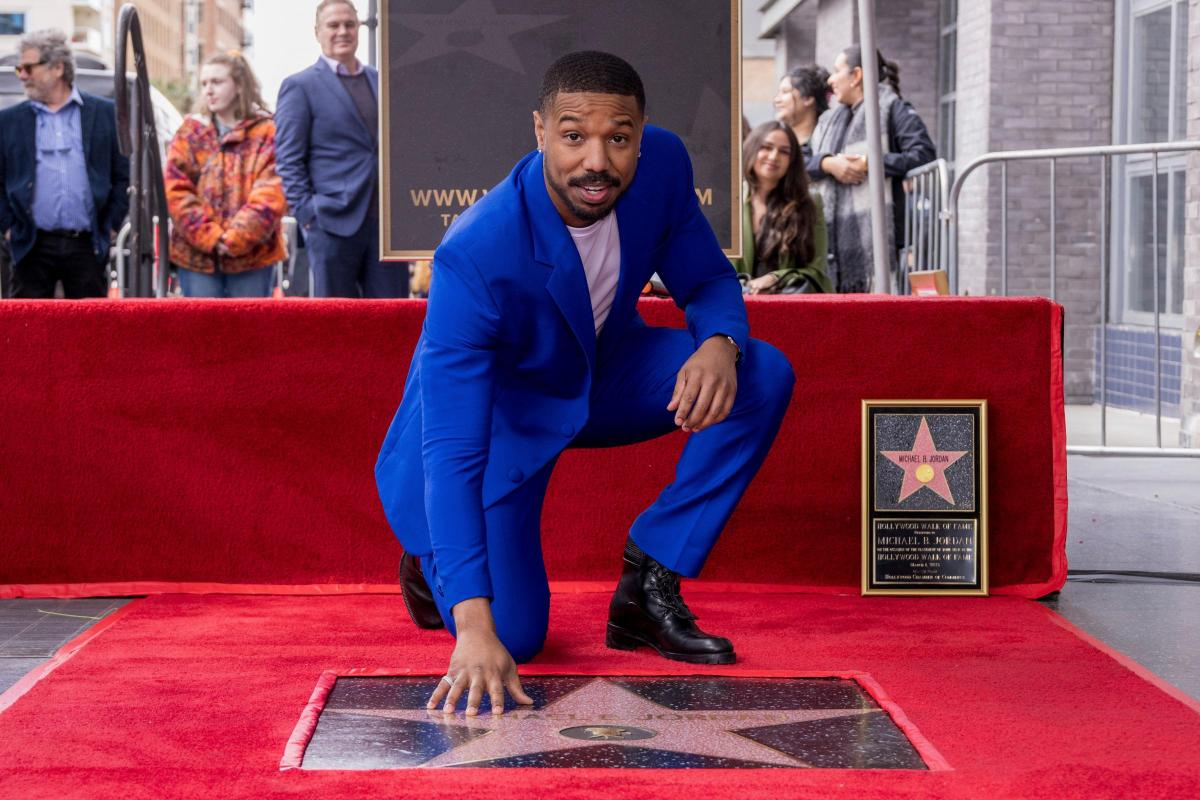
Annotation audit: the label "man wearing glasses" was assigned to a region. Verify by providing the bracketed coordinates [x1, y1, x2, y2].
[0, 29, 129, 298]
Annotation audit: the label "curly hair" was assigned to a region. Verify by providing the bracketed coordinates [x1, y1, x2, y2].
[742, 121, 817, 273]
[18, 29, 74, 86]
[785, 64, 831, 117]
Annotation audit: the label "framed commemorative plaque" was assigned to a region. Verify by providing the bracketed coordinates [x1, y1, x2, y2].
[861, 400, 988, 596]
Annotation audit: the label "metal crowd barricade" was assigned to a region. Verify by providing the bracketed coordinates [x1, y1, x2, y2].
[111, 220, 133, 297]
[274, 216, 299, 297]
[899, 158, 950, 292]
[944, 140, 1200, 457]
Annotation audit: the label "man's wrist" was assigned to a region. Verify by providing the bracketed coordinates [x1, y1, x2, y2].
[707, 334, 741, 364]
[452, 596, 495, 633]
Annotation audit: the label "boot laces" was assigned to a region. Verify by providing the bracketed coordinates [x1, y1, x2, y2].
[648, 563, 697, 620]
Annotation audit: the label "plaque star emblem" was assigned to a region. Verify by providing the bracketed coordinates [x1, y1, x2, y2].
[392, 0, 566, 74]
[881, 417, 967, 504]
[325, 677, 878, 768]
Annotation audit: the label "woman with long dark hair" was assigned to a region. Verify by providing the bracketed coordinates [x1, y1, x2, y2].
[773, 64, 830, 162]
[730, 121, 831, 295]
[807, 46, 935, 293]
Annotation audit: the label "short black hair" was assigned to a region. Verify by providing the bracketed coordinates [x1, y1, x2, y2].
[538, 51, 645, 115]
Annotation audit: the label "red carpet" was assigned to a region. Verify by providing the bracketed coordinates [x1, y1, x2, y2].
[0, 591, 1196, 799]
[0, 296, 1066, 597]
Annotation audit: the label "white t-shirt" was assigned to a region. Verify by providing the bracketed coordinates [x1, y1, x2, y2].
[566, 212, 621, 333]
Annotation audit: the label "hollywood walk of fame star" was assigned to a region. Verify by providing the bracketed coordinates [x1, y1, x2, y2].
[391, 0, 566, 74]
[324, 677, 880, 768]
[881, 416, 967, 504]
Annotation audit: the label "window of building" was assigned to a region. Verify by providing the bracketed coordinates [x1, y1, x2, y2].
[936, 0, 957, 165]
[0, 13, 26, 36]
[1113, 0, 1189, 325]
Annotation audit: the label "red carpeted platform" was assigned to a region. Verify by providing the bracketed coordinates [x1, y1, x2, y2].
[0, 296, 1066, 598]
[0, 591, 1197, 799]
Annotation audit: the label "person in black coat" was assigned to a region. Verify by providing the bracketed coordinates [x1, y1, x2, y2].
[0, 30, 129, 298]
[806, 46, 936, 269]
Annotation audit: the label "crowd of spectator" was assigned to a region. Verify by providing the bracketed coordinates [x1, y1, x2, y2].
[0, 1, 935, 300]
[1, 0, 405, 300]
[735, 47, 936, 294]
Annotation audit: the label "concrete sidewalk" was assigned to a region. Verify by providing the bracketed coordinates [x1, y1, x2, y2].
[1066, 403, 1186, 449]
[1048, 405, 1200, 699]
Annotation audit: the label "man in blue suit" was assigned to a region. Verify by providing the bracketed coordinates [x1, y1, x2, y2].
[0, 30, 128, 298]
[376, 52, 795, 716]
[275, 0, 407, 298]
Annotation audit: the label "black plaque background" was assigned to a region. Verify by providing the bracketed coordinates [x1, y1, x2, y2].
[873, 413, 975, 512]
[382, 0, 738, 258]
[864, 405, 985, 594]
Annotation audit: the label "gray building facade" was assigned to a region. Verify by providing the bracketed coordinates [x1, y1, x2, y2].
[757, 0, 1199, 447]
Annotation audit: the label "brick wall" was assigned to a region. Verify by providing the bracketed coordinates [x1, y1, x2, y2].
[1182, 0, 1200, 447]
[815, 0, 856, 70]
[775, 2, 818, 74]
[875, 0, 940, 132]
[975, 0, 1115, 402]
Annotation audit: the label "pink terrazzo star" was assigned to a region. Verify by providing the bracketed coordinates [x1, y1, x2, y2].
[328, 678, 877, 767]
[881, 417, 967, 505]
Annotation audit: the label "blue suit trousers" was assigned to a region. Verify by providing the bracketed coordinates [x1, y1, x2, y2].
[304, 216, 409, 298]
[424, 323, 795, 663]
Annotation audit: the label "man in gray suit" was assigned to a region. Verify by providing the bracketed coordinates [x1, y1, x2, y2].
[275, 0, 407, 298]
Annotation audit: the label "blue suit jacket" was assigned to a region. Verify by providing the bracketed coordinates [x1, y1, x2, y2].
[0, 91, 130, 265]
[375, 126, 748, 609]
[274, 59, 379, 237]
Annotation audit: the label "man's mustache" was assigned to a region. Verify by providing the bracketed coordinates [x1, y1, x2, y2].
[568, 171, 621, 189]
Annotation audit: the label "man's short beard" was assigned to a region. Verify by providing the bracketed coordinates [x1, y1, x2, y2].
[546, 168, 622, 224]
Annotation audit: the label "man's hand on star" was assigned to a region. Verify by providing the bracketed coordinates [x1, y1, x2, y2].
[427, 597, 534, 717]
[668, 335, 739, 433]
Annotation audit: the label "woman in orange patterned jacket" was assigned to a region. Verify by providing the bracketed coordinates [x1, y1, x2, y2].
[165, 52, 285, 297]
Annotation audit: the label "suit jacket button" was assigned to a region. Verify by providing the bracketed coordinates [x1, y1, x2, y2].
[560, 423, 575, 437]
[507, 467, 524, 483]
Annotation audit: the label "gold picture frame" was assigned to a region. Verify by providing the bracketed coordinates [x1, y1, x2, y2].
[861, 400, 989, 597]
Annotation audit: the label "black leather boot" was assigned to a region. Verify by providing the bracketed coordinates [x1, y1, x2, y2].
[399, 553, 445, 630]
[606, 539, 735, 664]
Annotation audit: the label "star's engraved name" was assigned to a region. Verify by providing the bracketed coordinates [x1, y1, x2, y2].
[879, 536, 971, 546]
[896, 454, 952, 463]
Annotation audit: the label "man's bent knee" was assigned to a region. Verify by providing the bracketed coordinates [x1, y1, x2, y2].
[744, 339, 796, 411]
[498, 625, 547, 664]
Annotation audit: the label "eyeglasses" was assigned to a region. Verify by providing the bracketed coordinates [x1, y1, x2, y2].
[14, 60, 47, 76]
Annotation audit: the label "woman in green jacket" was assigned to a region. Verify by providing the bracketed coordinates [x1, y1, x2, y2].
[730, 121, 832, 294]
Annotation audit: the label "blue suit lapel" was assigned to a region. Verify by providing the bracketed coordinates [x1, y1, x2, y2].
[523, 154, 596, 372]
[312, 59, 373, 146]
[610, 187, 655, 331]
